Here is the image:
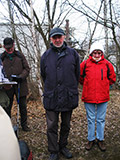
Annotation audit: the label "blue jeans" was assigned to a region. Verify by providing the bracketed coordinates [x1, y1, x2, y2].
[85, 102, 108, 141]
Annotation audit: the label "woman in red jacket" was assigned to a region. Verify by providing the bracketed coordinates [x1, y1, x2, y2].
[79, 42, 116, 152]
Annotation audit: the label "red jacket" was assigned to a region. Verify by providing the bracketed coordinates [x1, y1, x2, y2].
[79, 55, 116, 103]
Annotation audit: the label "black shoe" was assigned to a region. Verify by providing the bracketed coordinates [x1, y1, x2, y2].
[61, 147, 72, 159]
[48, 154, 59, 160]
[22, 125, 31, 132]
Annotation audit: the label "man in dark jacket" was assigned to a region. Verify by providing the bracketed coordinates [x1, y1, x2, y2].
[40, 27, 80, 160]
[1, 37, 30, 132]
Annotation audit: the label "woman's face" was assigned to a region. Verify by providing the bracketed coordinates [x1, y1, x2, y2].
[92, 50, 103, 60]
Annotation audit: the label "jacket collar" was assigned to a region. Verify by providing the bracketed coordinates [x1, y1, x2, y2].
[89, 54, 104, 63]
[50, 41, 67, 52]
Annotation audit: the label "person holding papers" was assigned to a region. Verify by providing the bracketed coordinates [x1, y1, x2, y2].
[1, 37, 30, 132]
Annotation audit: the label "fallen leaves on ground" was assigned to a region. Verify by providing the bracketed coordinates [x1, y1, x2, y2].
[11, 89, 120, 160]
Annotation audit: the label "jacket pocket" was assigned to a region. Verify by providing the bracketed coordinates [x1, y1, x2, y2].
[68, 90, 78, 108]
[43, 91, 57, 110]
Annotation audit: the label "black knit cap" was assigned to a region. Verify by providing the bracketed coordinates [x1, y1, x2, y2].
[50, 27, 65, 37]
[3, 37, 14, 49]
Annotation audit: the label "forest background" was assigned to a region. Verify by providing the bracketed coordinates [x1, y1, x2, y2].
[0, 0, 120, 98]
[0, 1, 120, 159]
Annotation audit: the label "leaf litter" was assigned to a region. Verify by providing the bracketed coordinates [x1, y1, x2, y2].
[11, 89, 120, 160]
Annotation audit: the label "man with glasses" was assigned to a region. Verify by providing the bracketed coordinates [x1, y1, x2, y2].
[40, 27, 80, 160]
[79, 42, 116, 152]
[1, 37, 30, 132]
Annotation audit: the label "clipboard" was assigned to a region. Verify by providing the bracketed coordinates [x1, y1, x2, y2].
[0, 81, 17, 85]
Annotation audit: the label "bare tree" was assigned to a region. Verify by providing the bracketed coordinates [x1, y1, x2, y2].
[1, 0, 75, 98]
[7, 0, 22, 52]
[1, 0, 120, 87]
[29, 0, 43, 100]
[9, 0, 73, 49]
[104, 0, 108, 57]
[67, 0, 120, 84]
[109, 0, 120, 85]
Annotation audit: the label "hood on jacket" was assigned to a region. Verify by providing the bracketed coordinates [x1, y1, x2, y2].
[90, 42, 104, 55]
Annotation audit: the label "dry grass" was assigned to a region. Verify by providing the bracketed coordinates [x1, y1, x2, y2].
[11, 89, 120, 160]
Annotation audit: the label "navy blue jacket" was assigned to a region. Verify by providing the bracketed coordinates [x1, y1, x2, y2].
[40, 42, 80, 111]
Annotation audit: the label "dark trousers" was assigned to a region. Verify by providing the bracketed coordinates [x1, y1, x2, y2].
[46, 110, 72, 153]
[4, 95, 27, 127]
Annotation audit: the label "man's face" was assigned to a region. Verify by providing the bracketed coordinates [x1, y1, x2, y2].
[4, 44, 15, 54]
[50, 35, 65, 48]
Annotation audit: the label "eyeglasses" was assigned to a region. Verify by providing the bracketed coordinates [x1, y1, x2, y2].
[92, 51, 102, 55]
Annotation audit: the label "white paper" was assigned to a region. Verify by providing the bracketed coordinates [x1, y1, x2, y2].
[0, 81, 17, 85]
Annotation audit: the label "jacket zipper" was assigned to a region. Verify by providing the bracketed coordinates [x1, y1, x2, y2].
[101, 69, 103, 80]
